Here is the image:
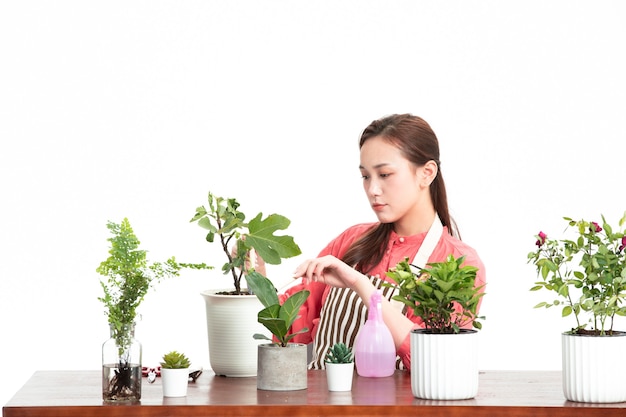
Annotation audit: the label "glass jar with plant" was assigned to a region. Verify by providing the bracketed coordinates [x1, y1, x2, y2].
[97, 218, 180, 402]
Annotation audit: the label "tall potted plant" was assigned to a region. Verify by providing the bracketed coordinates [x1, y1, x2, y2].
[182, 192, 302, 377]
[245, 271, 310, 391]
[386, 254, 485, 400]
[528, 212, 626, 403]
[97, 218, 180, 402]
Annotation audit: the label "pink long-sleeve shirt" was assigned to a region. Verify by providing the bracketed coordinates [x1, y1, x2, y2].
[280, 222, 486, 370]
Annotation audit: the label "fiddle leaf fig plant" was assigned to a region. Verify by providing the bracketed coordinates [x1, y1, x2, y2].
[528, 212, 626, 335]
[183, 192, 302, 295]
[386, 254, 485, 334]
[245, 271, 310, 347]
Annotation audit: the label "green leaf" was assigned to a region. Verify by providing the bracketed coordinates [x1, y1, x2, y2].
[245, 213, 302, 265]
[279, 290, 310, 329]
[245, 271, 279, 308]
[562, 305, 572, 317]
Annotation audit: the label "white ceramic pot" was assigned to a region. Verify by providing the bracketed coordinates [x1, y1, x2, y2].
[410, 329, 478, 400]
[257, 343, 308, 391]
[562, 331, 626, 403]
[161, 368, 189, 397]
[201, 289, 266, 377]
[325, 362, 354, 391]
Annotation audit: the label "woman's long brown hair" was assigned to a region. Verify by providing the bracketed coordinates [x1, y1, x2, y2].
[342, 114, 459, 274]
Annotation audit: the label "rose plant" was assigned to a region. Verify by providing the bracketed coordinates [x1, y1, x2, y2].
[528, 212, 626, 335]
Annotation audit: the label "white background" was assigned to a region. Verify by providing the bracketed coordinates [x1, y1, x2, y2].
[1, 0, 625, 405]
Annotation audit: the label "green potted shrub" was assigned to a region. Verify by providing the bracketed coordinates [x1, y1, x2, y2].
[160, 351, 191, 397]
[324, 342, 354, 392]
[182, 192, 302, 377]
[386, 254, 485, 400]
[528, 212, 626, 403]
[245, 271, 310, 391]
[97, 218, 180, 402]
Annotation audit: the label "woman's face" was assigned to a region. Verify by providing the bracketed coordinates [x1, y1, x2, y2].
[359, 135, 425, 226]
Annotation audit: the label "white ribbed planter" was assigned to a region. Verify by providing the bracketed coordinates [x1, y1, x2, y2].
[562, 332, 626, 403]
[201, 290, 266, 377]
[161, 368, 189, 397]
[410, 329, 478, 400]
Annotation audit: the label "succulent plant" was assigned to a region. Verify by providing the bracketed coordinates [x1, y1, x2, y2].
[160, 351, 191, 369]
[325, 342, 354, 364]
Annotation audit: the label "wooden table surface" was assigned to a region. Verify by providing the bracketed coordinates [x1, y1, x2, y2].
[3, 369, 626, 417]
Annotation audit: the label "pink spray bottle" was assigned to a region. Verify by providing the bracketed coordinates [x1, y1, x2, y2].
[354, 289, 396, 377]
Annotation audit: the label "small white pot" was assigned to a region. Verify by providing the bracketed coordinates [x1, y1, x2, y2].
[562, 332, 626, 403]
[411, 329, 478, 400]
[325, 362, 354, 391]
[161, 368, 189, 397]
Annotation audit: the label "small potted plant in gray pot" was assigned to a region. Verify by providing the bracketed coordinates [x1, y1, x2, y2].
[160, 351, 191, 397]
[245, 271, 310, 391]
[386, 254, 485, 400]
[528, 212, 626, 403]
[324, 342, 354, 392]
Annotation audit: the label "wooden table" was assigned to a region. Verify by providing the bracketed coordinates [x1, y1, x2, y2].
[3, 370, 626, 416]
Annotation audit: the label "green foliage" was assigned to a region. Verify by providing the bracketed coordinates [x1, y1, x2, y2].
[325, 342, 354, 364]
[97, 218, 180, 350]
[385, 255, 485, 334]
[183, 192, 302, 294]
[160, 351, 191, 369]
[528, 212, 626, 335]
[245, 271, 310, 347]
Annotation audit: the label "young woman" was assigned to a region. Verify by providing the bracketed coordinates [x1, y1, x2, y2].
[285, 113, 486, 370]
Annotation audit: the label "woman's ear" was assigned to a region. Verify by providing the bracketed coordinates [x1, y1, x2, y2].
[421, 160, 438, 187]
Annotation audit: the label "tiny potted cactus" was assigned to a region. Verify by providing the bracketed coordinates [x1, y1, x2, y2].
[324, 342, 354, 392]
[160, 351, 191, 397]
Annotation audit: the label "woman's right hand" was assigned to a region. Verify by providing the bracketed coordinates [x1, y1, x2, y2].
[293, 255, 361, 289]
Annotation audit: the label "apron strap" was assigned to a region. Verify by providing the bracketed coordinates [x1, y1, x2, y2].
[409, 214, 444, 274]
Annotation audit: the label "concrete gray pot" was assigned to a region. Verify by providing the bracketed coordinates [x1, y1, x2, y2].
[257, 343, 307, 391]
